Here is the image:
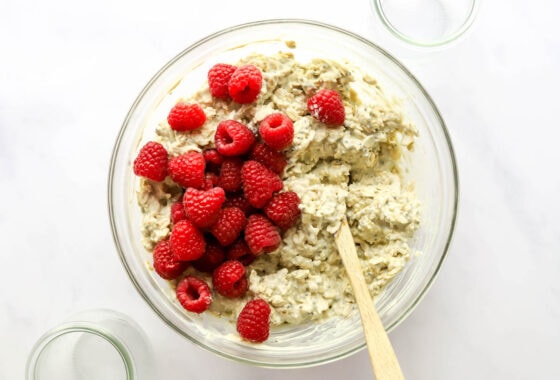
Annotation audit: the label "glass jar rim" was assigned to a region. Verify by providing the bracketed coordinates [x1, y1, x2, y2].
[373, 0, 480, 47]
[26, 322, 135, 380]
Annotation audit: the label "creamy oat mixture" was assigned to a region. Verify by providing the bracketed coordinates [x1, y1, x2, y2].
[137, 50, 420, 326]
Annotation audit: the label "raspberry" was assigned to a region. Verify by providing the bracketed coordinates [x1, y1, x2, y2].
[307, 89, 345, 126]
[214, 120, 256, 157]
[133, 141, 168, 182]
[176, 276, 212, 314]
[249, 142, 287, 175]
[167, 102, 206, 131]
[168, 151, 205, 189]
[218, 158, 243, 193]
[244, 214, 281, 255]
[228, 64, 262, 104]
[202, 172, 219, 190]
[208, 63, 237, 99]
[263, 191, 301, 230]
[212, 260, 248, 298]
[226, 239, 256, 266]
[258, 113, 294, 151]
[203, 148, 224, 165]
[209, 207, 247, 247]
[241, 160, 283, 208]
[203, 149, 224, 174]
[183, 187, 226, 228]
[170, 199, 187, 224]
[236, 299, 271, 343]
[152, 239, 187, 280]
[224, 193, 255, 216]
[170, 220, 206, 261]
[192, 240, 225, 273]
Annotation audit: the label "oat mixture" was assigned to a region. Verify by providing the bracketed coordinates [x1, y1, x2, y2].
[137, 51, 420, 326]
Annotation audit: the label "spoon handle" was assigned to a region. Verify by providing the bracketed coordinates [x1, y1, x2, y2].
[335, 217, 405, 380]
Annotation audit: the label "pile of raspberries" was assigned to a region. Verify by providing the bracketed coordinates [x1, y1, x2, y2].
[133, 62, 345, 343]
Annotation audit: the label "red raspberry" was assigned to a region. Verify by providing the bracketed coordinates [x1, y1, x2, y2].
[218, 158, 243, 193]
[152, 239, 187, 280]
[224, 193, 255, 216]
[307, 89, 345, 126]
[228, 64, 262, 104]
[192, 240, 225, 273]
[202, 172, 219, 190]
[176, 276, 212, 314]
[170, 199, 187, 224]
[244, 214, 281, 255]
[170, 220, 206, 261]
[258, 113, 294, 151]
[168, 151, 205, 189]
[203, 148, 224, 173]
[236, 299, 271, 343]
[249, 142, 287, 175]
[183, 187, 226, 228]
[214, 120, 256, 157]
[212, 260, 248, 298]
[241, 160, 283, 208]
[167, 102, 206, 131]
[263, 191, 301, 230]
[203, 148, 224, 165]
[209, 207, 247, 247]
[208, 63, 237, 99]
[133, 141, 168, 181]
[226, 239, 256, 266]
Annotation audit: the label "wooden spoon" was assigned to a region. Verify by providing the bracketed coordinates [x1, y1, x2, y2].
[335, 216, 405, 380]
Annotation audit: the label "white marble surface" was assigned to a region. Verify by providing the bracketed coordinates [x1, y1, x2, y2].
[2, 0, 559, 379]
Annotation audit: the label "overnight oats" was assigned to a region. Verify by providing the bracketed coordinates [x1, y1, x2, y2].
[132, 49, 420, 343]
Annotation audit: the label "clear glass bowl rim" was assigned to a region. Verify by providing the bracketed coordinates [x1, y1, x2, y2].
[107, 18, 459, 368]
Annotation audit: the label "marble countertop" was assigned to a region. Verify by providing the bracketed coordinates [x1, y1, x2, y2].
[2, 0, 559, 378]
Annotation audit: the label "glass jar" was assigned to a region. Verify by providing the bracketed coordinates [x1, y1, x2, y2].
[26, 309, 156, 380]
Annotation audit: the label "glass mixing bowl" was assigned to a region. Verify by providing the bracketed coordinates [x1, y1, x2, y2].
[108, 19, 458, 368]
